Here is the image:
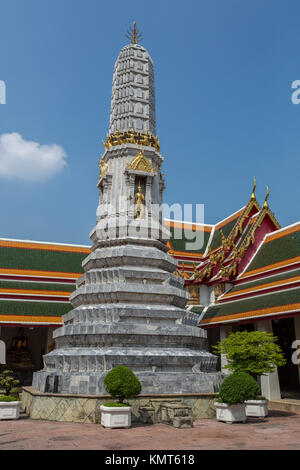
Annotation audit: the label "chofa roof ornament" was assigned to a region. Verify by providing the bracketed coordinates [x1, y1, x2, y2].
[263, 185, 270, 208]
[251, 177, 257, 200]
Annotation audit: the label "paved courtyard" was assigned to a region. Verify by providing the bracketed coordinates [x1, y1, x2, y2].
[0, 410, 300, 450]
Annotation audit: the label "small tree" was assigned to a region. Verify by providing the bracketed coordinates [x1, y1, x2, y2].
[0, 370, 20, 397]
[218, 371, 260, 404]
[213, 330, 286, 377]
[104, 366, 142, 404]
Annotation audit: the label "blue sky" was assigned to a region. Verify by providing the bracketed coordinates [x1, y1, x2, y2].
[0, 0, 300, 244]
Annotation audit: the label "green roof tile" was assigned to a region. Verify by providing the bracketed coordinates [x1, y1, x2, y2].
[244, 229, 300, 274]
[225, 269, 300, 296]
[0, 246, 86, 273]
[201, 287, 300, 322]
[0, 299, 72, 317]
[169, 225, 211, 253]
[0, 280, 75, 292]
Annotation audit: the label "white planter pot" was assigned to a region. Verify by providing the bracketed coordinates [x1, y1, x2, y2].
[0, 401, 21, 420]
[215, 402, 246, 423]
[245, 400, 268, 418]
[100, 405, 132, 428]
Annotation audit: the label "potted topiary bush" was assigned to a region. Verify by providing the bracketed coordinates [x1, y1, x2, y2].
[215, 371, 260, 423]
[0, 370, 21, 420]
[100, 365, 142, 428]
[213, 331, 286, 417]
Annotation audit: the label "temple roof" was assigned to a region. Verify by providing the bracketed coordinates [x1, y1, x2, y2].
[197, 286, 300, 327]
[185, 186, 281, 284]
[196, 221, 300, 327]
[239, 222, 300, 280]
[0, 238, 89, 325]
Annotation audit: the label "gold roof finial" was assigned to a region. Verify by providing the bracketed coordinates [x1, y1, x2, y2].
[263, 185, 270, 208]
[126, 21, 143, 45]
[251, 177, 257, 200]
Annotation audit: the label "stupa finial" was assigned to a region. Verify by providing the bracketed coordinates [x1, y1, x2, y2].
[126, 21, 143, 44]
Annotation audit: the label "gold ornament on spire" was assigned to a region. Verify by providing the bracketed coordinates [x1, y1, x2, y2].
[251, 177, 257, 200]
[263, 185, 270, 208]
[126, 21, 143, 45]
[134, 181, 145, 219]
[126, 149, 155, 173]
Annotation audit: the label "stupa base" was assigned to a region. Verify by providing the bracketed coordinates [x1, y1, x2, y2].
[21, 386, 219, 424]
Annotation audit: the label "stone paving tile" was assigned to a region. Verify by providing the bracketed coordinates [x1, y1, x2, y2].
[0, 410, 300, 450]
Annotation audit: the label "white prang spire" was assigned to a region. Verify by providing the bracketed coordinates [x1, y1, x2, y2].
[109, 30, 156, 136]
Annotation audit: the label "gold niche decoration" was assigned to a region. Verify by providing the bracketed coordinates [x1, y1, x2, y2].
[103, 129, 160, 152]
[134, 181, 145, 219]
[98, 159, 108, 181]
[127, 149, 155, 174]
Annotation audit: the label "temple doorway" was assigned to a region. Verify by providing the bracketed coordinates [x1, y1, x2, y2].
[272, 318, 300, 396]
[0, 326, 51, 386]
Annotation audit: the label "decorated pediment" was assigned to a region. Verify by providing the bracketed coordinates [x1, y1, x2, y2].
[126, 149, 155, 174]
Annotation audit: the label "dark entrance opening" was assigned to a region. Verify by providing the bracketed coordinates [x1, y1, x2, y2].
[272, 318, 300, 396]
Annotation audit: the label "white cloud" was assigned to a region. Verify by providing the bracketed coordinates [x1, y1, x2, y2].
[0, 132, 67, 181]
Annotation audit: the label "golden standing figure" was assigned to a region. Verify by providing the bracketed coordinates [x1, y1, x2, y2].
[134, 182, 145, 219]
[98, 159, 108, 181]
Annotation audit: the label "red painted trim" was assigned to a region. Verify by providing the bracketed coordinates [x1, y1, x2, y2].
[236, 263, 300, 284]
[0, 274, 76, 284]
[0, 323, 59, 328]
[0, 294, 70, 302]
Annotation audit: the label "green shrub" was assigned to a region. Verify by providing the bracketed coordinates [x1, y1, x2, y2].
[103, 402, 130, 407]
[104, 366, 142, 403]
[213, 331, 286, 377]
[0, 395, 19, 402]
[0, 370, 20, 397]
[218, 371, 260, 405]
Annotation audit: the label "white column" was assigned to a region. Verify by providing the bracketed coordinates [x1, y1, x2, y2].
[294, 317, 300, 384]
[0, 326, 5, 364]
[256, 320, 281, 400]
[220, 325, 232, 375]
[0, 327, 5, 365]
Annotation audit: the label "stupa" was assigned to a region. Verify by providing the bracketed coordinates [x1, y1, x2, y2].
[33, 23, 221, 395]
